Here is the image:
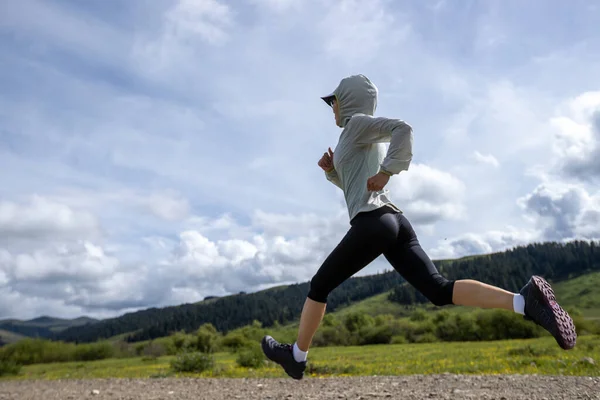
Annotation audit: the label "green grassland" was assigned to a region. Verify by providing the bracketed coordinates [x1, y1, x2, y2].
[331, 272, 600, 321]
[553, 271, 600, 319]
[3, 335, 599, 380]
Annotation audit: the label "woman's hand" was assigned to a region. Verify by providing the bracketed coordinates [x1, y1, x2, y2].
[367, 171, 391, 191]
[318, 147, 335, 172]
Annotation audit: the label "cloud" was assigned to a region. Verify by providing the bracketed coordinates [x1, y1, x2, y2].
[429, 227, 538, 260]
[166, 0, 233, 46]
[550, 91, 600, 181]
[388, 163, 466, 226]
[472, 151, 499, 167]
[519, 182, 600, 242]
[0, 196, 99, 244]
[1, 0, 599, 320]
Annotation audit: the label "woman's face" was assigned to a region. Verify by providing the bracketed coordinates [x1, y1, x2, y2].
[331, 98, 341, 126]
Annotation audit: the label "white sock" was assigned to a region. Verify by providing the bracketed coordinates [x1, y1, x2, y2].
[292, 342, 308, 362]
[513, 294, 525, 315]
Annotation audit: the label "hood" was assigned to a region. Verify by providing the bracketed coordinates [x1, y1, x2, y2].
[321, 74, 378, 127]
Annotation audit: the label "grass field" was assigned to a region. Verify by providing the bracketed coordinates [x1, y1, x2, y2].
[332, 272, 600, 321]
[3, 335, 598, 381]
[553, 271, 600, 319]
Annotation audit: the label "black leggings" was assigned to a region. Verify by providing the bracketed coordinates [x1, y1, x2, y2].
[307, 205, 455, 306]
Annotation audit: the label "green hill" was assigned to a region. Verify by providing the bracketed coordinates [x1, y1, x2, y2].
[0, 316, 99, 341]
[52, 240, 600, 344]
[332, 271, 600, 320]
[0, 329, 27, 346]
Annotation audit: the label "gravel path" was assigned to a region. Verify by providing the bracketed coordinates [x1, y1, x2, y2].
[1, 375, 599, 400]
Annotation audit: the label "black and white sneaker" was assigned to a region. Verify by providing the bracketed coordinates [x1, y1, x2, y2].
[520, 275, 577, 350]
[261, 335, 306, 380]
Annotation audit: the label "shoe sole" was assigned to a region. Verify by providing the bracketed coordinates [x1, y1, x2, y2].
[531, 275, 577, 350]
[261, 336, 304, 380]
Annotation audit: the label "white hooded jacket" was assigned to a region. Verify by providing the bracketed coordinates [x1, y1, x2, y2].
[321, 74, 413, 221]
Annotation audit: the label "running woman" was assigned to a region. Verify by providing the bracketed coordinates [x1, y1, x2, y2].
[261, 74, 577, 380]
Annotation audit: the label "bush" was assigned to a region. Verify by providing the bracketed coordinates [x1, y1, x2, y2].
[573, 315, 600, 336]
[113, 340, 136, 358]
[413, 332, 438, 343]
[141, 341, 167, 360]
[476, 310, 543, 341]
[221, 332, 252, 352]
[391, 335, 408, 344]
[196, 323, 220, 354]
[435, 313, 480, 342]
[73, 342, 115, 361]
[0, 339, 74, 365]
[170, 351, 215, 373]
[312, 326, 351, 347]
[410, 309, 429, 322]
[236, 343, 265, 368]
[0, 360, 21, 376]
[343, 312, 374, 333]
[359, 325, 393, 345]
[170, 332, 192, 354]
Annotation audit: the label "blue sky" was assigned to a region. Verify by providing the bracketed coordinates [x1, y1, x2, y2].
[1, 0, 599, 319]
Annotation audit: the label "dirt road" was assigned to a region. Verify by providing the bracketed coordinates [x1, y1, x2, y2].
[1, 374, 599, 400]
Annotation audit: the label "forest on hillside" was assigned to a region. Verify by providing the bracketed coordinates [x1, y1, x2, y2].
[54, 240, 600, 344]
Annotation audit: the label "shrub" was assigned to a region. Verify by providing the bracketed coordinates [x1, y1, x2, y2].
[0, 339, 74, 365]
[359, 325, 393, 345]
[221, 332, 252, 352]
[391, 335, 408, 344]
[572, 315, 600, 336]
[413, 332, 438, 343]
[410, 309, 429, 322]
[435, 313, 480, 342]
[196, 323, 220, 354]
[170, 351, 215, 373]
[476, 310, 542, 341]
[236, 343, 265, 368]
[312, 326, 351, 347]
[343, 312, 374, 333]
[141, 341, 167, 360]
[73, 342, 114, 362]
[112, 341, 136, 358]
[170, 332, 192, 354]
[0, 360, 21, 376]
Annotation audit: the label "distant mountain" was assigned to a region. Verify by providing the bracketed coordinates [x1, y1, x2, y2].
[54, 240, 600, 345]
[0, 316, 99, 343]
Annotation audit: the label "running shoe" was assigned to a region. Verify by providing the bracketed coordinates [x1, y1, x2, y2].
[520, 275, 577, 350]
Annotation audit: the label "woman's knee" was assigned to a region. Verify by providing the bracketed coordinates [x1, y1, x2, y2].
[307, 274, 330, 303]
[423, 274, 455, 306]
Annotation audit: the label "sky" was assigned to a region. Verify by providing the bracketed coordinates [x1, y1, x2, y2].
[1, 0, 600, 320]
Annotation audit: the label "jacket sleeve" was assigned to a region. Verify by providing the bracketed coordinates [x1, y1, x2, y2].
[324, 168, 343, 189]
[348, 115, 413, 175]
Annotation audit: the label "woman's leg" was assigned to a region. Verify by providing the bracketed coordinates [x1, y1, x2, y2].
[384, 213, 576, 350]
[452, 280, 516, 311]
[383, 214, 522, 311]
[262, 208, 396, 379]
[295, 297, 327, 352]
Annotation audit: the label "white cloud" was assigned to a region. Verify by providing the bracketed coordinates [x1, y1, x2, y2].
[472, 151, 499, 167]
[0, 196, 99, 243]
[165, 0, 232, 45]
[430, 227, 537, 259]
[519, 182, 600, 242]
[549, 91, 600, 180]
[1, 0, 599, 320]
[388, 163, 466, 226]
[318, 0, 411, 63]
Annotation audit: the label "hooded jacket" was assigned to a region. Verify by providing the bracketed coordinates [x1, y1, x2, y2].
[321, 74, 413, 221]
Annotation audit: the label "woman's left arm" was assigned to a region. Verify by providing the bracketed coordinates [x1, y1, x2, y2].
[347, 115, 413, 175]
